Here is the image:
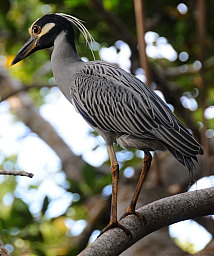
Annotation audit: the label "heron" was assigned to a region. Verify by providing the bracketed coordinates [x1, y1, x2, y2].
[11, 13, 203, 236]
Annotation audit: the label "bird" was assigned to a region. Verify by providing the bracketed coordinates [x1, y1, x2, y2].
[11, 13, 203, 236]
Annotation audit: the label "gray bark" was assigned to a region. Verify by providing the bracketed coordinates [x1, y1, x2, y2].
[78, 187, 214, 256]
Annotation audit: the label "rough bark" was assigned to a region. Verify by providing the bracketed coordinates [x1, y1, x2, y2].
[78, 187, 214, 256]
[118, 183, 186, 256]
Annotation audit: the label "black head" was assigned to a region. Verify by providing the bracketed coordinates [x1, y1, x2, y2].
[11, 13, 85, 65]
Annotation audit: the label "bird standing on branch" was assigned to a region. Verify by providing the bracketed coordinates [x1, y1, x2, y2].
[11, 13, 203, 236]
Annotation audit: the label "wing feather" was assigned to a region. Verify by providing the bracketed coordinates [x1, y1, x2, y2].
[70, 62, 203, 158]
[71, 73, 158, 134]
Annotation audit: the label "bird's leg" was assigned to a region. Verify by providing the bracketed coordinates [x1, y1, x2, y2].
[120, 151, 152, 220]
[99, 144, 131, 237]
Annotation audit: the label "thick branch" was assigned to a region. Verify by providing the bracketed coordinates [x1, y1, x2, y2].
[79, 187, 214, 256]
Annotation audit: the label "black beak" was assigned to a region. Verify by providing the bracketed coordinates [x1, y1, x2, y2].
[11, 36, 38, 66]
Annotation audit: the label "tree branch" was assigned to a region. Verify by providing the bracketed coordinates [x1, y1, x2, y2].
[0, 239, 10, 256]
[0, 84, 54, 103]
[0, 170, 34, 178]
[78, 187, 214, 256]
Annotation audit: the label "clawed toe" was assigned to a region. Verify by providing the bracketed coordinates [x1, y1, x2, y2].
[98, 221, 132, 238]
[120, 210, 145, 222]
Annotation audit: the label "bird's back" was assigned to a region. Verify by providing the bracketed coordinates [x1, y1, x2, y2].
[67, 60, 203, 179]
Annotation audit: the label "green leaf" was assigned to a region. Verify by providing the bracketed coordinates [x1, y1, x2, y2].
[8, 198, 33, 228]
[41, 196, 49, 215]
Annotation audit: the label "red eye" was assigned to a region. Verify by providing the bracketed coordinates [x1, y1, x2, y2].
[32, 25, 41, 35]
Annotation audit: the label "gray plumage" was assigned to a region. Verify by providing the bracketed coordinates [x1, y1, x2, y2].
[11, 13, 204, 234]
[64, 62, 202, 172]
[12, 13, 204, 181]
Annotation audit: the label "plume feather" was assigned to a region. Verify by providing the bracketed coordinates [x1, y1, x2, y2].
[56, 13, 98, 60]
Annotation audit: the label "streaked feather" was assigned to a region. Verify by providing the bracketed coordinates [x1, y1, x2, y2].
[69, 61, 203, 181]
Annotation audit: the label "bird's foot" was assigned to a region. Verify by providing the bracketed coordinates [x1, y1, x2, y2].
[98, 221, 132, 238]
[120, 208, 145, 223]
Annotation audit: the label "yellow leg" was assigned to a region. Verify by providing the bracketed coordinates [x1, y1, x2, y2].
[108, 143, 119, 225]
[99, 144, 131, 236]
[120, 151, 152, 220]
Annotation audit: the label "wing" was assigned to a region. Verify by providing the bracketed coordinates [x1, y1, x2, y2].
[71, 73, 159, 134]
[70, 62, 203, 157]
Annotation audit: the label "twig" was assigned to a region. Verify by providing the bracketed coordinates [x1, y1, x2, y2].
[78, 187, 214, 256]
[0, 239, 10, 256]
[0, 170, 34, 178]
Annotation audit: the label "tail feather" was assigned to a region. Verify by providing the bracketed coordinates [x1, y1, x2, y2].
[165, 145, 197, 184]
[158, 126, 202, 156]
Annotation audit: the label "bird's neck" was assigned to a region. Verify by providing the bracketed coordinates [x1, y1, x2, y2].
[52, 31, 81, 64]
[51, 31, 82, 103]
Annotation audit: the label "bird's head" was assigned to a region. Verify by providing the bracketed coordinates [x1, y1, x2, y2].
[11, 13, 95, 66]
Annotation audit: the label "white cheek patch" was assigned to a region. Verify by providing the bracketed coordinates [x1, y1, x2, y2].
[39, 23, 55, 37]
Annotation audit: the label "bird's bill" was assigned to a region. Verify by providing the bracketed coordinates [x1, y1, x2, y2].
[11, 36, 38, 66]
